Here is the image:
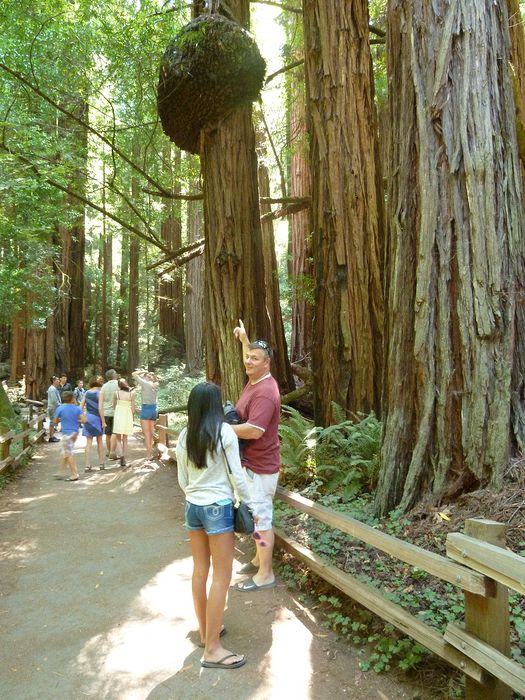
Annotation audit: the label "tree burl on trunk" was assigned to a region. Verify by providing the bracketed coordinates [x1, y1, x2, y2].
[157, 13, 266, 154]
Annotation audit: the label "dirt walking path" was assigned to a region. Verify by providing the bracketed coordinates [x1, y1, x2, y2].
[0, 432, 431, 700]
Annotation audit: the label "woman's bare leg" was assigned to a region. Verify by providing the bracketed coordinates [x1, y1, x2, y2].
[189, 530, 211, 643]
[84, 437, 93, 469]
[204, 531, 243, 665]
[96, 435, 105, 465]
[140, 419, 154, 459]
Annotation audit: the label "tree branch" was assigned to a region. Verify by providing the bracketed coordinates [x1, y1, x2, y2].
[260, 199, 310, 222]
[143, 188, 204, 200]
[0, 62, 173, 197]
[260, 196, 310, 205]
[251, 0, 301, 13]
[146, 238, 205, 271]
[158, 242, 205, 275]
[265, 58, 304, 85]
[369, 23, 386, 38]
[281, 384, 311, 406]
[291, 362, 313, 383]
[1, 143, 173, 253]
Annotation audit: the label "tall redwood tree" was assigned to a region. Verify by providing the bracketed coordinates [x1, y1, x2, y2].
[376, 0, 525, 516]
[303, 0, 384, 426]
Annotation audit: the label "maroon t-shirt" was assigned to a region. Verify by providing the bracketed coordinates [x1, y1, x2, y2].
[235, 374, 281, 474]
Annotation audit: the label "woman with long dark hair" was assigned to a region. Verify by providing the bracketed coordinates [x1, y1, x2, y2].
[176, 382, 255, 670]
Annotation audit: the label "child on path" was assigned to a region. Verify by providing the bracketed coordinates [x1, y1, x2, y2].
[80, 378, 105, 472]
[132, 368, 159, 462]
[73, 379, 86, 404]
[113, 378, 135, 467]
[53, 391, 86, 482]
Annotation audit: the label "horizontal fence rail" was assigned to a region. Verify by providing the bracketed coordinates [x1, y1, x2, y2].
[274, 487, 525, 700]
[275, 487, 490, 595]
[0, 410, 46, 475]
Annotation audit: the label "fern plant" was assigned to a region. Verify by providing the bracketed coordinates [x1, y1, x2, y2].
[279, 406, 316, 490]
[279, 404, 382, 500]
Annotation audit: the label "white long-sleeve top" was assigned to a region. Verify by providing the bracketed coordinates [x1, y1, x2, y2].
[176, 422, 254, 510]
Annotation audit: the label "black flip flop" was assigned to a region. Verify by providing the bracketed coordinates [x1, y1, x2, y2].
[201, 653, 246, 669]
[234, 577, 276, 592]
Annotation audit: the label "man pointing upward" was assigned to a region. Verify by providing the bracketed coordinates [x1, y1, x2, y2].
[232, 320, 281, 592]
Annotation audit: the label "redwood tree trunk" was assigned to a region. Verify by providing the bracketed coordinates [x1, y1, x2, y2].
[185, 178, 204, 375]
[100, 167, 112, 372]
[507, 0, 525, 451]
[289, 67, 313, 366]
[159, 146, 185, 356]
[200, 0, 271, 402]
[258, 163, 295, 392]
[54, 99, 87, 381]
[116, 233, 129, 371]
[127, 235, 140, 373]
[303, 0, 384, 425]
[376, 0, 524, 516]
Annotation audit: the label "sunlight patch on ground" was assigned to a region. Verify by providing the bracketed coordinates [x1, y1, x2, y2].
[0, 509, 23, 519]
[76, 557, 197, 698]
[137, 558, 192, 618]
[15, 493, 55, 505]
[0, 538, 37, 561]
[261, 608, 313, 698]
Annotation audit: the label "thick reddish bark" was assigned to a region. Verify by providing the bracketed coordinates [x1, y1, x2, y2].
[200, 0, 271, 402]
[303, 0, 384, 425]
[376, 0, 524, 515]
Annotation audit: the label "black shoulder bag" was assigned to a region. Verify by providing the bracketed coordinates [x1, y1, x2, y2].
[223, 402, 249, 457]
[219, 433, 255, 534]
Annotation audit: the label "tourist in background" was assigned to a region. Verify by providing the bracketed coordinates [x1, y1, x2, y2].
[132, 368, 159, 462]
[58, 374, 72, 395]
[99, 369, 120, 459]
[52, 391, 86, 482]
[73, 379, 86, 404]
[113, 378, 135, 467]
[47, 376, 61, 443]
[80, 378, 105, 472]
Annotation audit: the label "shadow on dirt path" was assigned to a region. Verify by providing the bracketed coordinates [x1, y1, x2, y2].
[0, 432, 432, 699]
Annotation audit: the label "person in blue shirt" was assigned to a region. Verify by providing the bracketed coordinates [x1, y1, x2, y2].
[52, 391, 87, 482]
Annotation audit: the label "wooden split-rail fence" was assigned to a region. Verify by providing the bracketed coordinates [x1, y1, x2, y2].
[153, 413, 525, 700]
[4, 407, 523, 698]
[0, 400, 46, 476]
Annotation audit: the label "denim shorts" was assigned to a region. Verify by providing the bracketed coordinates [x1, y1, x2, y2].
[185, 500, 234, 535]
[140, 403, 157, 421]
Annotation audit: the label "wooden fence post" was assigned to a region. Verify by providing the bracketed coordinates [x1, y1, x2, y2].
[464, 518, 511, 700]
[22, 420, 29, 449]
[37, 412, 45, 442]
[0, 436, 10, 462]
[157, 414, 168, 450]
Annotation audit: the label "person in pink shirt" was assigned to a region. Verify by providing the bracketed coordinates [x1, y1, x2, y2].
[231, 320, 281, 592]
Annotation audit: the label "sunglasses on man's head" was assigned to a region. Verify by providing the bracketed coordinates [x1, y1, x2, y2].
[251, 339, 273, 356]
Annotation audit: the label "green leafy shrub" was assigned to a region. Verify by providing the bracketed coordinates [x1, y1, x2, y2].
[278, 404, 382, 499]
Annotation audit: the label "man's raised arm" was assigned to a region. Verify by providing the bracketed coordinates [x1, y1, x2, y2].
[234, 318, 251, 357]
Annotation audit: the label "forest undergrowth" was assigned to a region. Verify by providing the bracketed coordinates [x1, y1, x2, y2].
[275, 406, 525, 699]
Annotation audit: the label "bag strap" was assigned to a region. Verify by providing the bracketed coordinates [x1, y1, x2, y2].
[219, 431, 237, 498]
[219, 431, 232, 474]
